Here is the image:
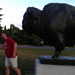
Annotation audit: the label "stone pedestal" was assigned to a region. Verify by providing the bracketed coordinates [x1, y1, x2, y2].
[34, 56, 75, 75]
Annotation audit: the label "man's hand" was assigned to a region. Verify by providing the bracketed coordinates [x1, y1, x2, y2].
[13, 51, 16, 58]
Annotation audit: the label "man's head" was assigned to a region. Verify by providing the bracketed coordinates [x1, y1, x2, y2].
[1, 33, 7, 40]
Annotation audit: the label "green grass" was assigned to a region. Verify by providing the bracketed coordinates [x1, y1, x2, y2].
[0, 48, 75, 75]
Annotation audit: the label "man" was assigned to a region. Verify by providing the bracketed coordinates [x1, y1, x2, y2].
[1, 33, 21, 75]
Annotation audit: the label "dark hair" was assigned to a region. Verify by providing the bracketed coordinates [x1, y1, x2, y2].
[1, 32, 8, 36]
[1, 32, 6, 34]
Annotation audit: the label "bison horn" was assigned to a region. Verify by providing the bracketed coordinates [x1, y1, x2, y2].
[27, 7, 32, 13]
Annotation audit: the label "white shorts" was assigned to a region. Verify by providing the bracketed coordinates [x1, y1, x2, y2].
[5, 56, 18, 68]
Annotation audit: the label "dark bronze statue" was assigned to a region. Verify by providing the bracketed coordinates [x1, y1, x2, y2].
[22, 3, 75, 58]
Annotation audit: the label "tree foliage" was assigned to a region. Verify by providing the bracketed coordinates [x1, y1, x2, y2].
[0, 24, 41, 45]
[0, 8, 3, 43]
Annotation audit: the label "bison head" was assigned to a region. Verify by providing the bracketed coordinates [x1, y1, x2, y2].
[22, 7, 41, 35]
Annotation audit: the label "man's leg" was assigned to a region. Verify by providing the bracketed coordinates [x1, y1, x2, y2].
[5, 66, 10, 75]
[13, 67, 21, 75]
[9, 56, 21, 75]
[5, 57, 10, 75]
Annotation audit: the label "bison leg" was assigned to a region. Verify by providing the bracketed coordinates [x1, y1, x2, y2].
[52, 51, 60, 59]
[52, 32, 65, 58]
[52, 43, 65, 58]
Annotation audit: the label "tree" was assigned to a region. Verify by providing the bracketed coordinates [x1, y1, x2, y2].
[0, 8, 3, 25]
[4, 25, 7, 31]
[0, 8, 3, 44]
[9, 24, 19, 37]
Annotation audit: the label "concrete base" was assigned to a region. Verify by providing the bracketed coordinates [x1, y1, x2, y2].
[40, 56, 75, 65]
[35, 56, 75, 75]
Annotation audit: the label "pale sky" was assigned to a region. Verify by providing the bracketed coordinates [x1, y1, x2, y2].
[0, 0, 75, 29]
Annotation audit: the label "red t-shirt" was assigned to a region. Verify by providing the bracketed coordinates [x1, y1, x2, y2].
[4, 37, 18, 58]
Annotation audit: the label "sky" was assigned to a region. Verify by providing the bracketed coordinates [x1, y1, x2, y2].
[0, 0, 75, 30]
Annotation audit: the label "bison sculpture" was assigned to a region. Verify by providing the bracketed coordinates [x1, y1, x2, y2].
[22, 3, 75, 58]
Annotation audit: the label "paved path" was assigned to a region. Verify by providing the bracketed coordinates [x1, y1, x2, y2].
[18, 45, 75, 51]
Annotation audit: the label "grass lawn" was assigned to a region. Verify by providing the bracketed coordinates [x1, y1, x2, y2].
[0, 47, 75, 75]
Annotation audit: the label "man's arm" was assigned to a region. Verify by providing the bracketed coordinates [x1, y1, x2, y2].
[13, 42, 17, 58]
